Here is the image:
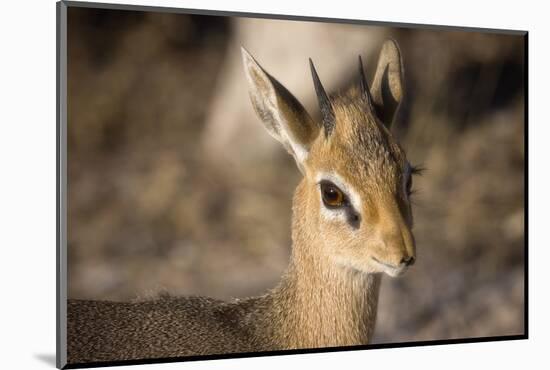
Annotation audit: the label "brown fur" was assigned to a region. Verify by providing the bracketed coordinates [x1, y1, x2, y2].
[67, 40, 414, 364]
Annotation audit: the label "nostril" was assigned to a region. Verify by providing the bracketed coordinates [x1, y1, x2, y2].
[401, 256, 415, 266]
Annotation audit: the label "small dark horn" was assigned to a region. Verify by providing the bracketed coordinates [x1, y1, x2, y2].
[309, 58, 335, 137]
[358, 55, 374, 109]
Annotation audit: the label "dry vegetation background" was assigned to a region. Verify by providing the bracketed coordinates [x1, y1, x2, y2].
[67, 7, 525, 343]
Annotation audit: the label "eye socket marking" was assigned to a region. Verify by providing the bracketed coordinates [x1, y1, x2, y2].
[319, 180, 361, 229]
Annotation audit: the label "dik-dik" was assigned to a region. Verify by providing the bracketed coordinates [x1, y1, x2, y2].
[67, 39, 417, 364]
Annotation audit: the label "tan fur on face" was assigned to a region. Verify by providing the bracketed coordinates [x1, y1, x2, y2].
[302, 86, 415, 275]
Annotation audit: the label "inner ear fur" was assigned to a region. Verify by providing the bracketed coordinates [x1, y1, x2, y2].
[241, 47, 319, 166]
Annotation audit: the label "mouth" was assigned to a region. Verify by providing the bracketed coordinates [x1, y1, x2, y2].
[371, 257, 408, 277]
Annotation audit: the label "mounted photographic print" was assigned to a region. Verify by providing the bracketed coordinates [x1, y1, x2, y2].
[56, 1, 527, 368]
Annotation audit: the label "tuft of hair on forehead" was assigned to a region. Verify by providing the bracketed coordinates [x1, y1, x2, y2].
[330, 86, 389, 144]
[331, 86, 377, 123]
[321, 86, 407, 190]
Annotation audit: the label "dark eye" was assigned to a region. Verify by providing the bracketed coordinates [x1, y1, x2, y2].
[407, 164, 424, 198]
[320, 181, 346, 208]
[406, 175, 413, 196]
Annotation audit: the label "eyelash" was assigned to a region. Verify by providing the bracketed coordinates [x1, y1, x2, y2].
[407, 164, 424, 197]
[411, 165, 425, 176]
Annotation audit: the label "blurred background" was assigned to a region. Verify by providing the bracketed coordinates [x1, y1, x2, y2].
[67, 7, 525, 343]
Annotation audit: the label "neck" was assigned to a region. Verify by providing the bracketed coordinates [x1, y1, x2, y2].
[268, 180, 382, 349]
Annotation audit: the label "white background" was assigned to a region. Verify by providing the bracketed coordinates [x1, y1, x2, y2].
[0, 0, 545, 369]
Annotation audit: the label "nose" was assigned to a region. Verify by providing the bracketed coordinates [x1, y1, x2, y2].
[400, 256, 415, 266]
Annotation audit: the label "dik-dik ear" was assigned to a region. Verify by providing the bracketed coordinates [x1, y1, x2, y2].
[241, 47, 319, 170]
[371, 39, 405, 128]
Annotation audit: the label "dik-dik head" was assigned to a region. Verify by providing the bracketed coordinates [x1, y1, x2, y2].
[242, 40, 417, 277]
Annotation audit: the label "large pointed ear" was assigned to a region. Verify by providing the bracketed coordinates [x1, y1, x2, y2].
[241, 47, 319, 170]
[371, 39, 405, 128]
